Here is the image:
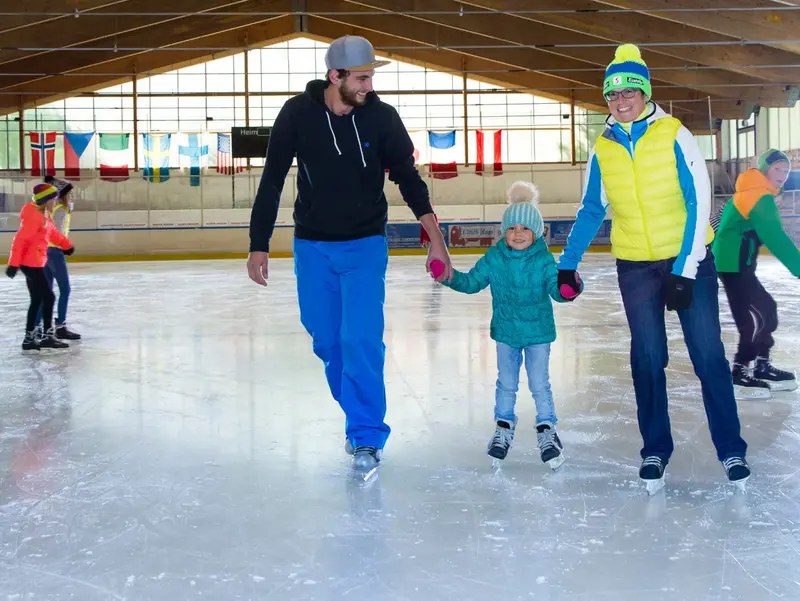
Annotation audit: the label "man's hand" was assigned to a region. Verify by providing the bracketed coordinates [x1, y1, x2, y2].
[247, 251, 269, 286]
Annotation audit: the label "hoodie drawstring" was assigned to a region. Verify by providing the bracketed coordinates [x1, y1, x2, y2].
[325, 112, 342, 156]
[352, 115, 367, 168]
[324, 111, 367, 168]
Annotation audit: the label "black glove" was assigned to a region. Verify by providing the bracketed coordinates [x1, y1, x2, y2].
[6, 266, 18, 279]
[63, 246, 75, 256]
[557, 269, 583, 301]
[665, 274, 694, 311]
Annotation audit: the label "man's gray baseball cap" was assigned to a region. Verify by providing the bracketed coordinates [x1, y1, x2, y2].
[325, 36, 390, 72]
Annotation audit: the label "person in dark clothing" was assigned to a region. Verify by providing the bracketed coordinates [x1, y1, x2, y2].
[247, 35, 451, 474]
[713, 148, 800, 398]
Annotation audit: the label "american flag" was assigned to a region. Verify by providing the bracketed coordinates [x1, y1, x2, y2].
[216, 133, 245, 175]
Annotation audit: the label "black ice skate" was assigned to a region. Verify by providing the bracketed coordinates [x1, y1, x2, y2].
[639, 456, 667, 495]
[732, 362, 771, 400]
[487, 420, 515, 464]
[351, 446, 381, 481]
[38, 328, 69, 354]
[754, 357, 797, 392]
[21, 331, 40, 354]
[722, 456, 750, 493]
[536, 423, 565, 470]
[55, 324, 81, 341]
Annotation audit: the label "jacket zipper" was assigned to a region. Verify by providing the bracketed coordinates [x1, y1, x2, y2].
[616, 125, 654, 260]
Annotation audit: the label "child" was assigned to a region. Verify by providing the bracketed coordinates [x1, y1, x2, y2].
[34, 176, 81, 341]
[5, 183, 75, 354]
[440, 181, 569, 469]
[713, 148, 800, 399]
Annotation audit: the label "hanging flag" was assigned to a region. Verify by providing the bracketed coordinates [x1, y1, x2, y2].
[430, 161, 458, 180]
[64, 132, 95, 179]
[143, 133, 172, 183]
[179, 134, 209, 187]
[475, 130, 504, 175]
[29, 132, 57, 178]
[216, 133, 245, 175]
[428, 130, 456, 150]
[99, 133, 130, 182]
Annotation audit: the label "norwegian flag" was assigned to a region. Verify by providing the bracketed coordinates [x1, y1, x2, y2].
[30, 132, 57, 177]
[216, 133, 245, 175]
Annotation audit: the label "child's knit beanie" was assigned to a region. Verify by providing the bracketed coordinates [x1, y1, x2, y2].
[501, 181, 544, 239]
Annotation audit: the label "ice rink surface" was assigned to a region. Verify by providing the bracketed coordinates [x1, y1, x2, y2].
[1, 253, 799, 601]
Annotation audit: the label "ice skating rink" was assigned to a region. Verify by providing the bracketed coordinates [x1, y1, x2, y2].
[1, 252, 799, 601]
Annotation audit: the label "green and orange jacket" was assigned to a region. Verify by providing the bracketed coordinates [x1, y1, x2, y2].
[712, 168, 800, 276]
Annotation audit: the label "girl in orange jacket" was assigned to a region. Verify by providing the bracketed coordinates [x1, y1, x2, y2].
[5, 183, 75, 354]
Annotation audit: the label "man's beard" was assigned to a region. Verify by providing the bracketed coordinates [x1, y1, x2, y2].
[340, 81, 366, 107]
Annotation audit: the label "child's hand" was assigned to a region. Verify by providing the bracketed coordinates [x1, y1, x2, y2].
[558, 269, 582, 300]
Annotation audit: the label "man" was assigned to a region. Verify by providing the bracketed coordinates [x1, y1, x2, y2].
[557, 43, 750, 493]
[247, 35, 451, 474]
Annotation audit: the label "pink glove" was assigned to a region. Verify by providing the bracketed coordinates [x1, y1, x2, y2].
[430, 259, 445, 280]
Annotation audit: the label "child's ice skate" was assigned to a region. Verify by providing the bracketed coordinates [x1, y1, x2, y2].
[38, 327, 69, 354]
[722, 456, 750, 493]
[488, 420, 515, 467]
[536, 422, 564, 470]
[732, 362, 771, 400]
[639, 456, 667, 495]
[754, 357, 797, 392]
[21, 331, 40, 355]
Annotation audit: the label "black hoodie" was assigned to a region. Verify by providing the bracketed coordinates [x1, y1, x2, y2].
[249, 80, 433, 252]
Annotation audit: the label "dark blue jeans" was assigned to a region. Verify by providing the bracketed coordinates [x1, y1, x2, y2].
[36, 247, 71, 327]
[616, 248, 747, 462]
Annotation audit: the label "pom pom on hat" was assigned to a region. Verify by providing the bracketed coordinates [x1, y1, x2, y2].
[507, 180, 539, 205]
[501, 181, 544, 240]
[604, 43, 651, 100]
[32, 183, 58, 206]
[613, 43, 643, 63]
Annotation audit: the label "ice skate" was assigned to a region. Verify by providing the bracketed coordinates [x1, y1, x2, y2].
[639, 456, 667, 495]
[55, 324, 81, 341]
[351, 446, 381, 482]
[754, 357, 797, 392]
[344, 438, 354, 456]
[536, 423, 565, 470]
[732, 362, 771, 400]
[722, 456, 750, 493]
[487, 420, 515, 465]
[38, 327, 69, 354]
[32, 324, 43, 343]
[21, 331, 40, 355]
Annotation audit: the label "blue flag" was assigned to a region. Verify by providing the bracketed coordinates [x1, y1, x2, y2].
[143, 133, 171, 183]
[428, 130, 456, 150]
[179, 134, 209, 187]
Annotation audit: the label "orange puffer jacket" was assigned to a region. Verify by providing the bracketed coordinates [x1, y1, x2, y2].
[8, 202, 73, 268]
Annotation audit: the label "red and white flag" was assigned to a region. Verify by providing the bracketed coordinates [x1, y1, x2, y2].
[30, 132, 57, 177]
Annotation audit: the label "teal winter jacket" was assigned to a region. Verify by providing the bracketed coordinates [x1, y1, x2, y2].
[444, 237, 567, 348]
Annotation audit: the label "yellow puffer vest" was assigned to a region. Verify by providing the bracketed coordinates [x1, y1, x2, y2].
[595, 115, 713, 262]
[48, 202, 71, 248]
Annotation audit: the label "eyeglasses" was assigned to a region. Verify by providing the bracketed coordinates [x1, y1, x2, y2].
[604, 88, 638, 102]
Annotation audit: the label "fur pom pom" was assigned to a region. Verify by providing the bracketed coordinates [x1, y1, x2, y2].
[506, 181, 539, 205]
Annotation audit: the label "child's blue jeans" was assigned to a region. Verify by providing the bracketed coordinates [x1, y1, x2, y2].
[495, 342, 558, 427]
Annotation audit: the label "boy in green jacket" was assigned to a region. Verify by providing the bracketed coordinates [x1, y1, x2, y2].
[440, 181, 569, 469]
[713, 148, 800, 398]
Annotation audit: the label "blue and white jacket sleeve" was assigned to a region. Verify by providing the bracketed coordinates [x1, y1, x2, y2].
[558, 149, 609, 271]
[672, 126, 711, 280]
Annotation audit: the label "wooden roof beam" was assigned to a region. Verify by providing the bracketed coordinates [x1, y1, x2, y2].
[460, 0, 800, 85]
[0, 0, 255, 66]
[0, 15, 296, 114]
[0, 0, 131, 35]
[0, 0, 293, 91]
[342, 0, 790, 105]
[592, 0, 800, 56]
